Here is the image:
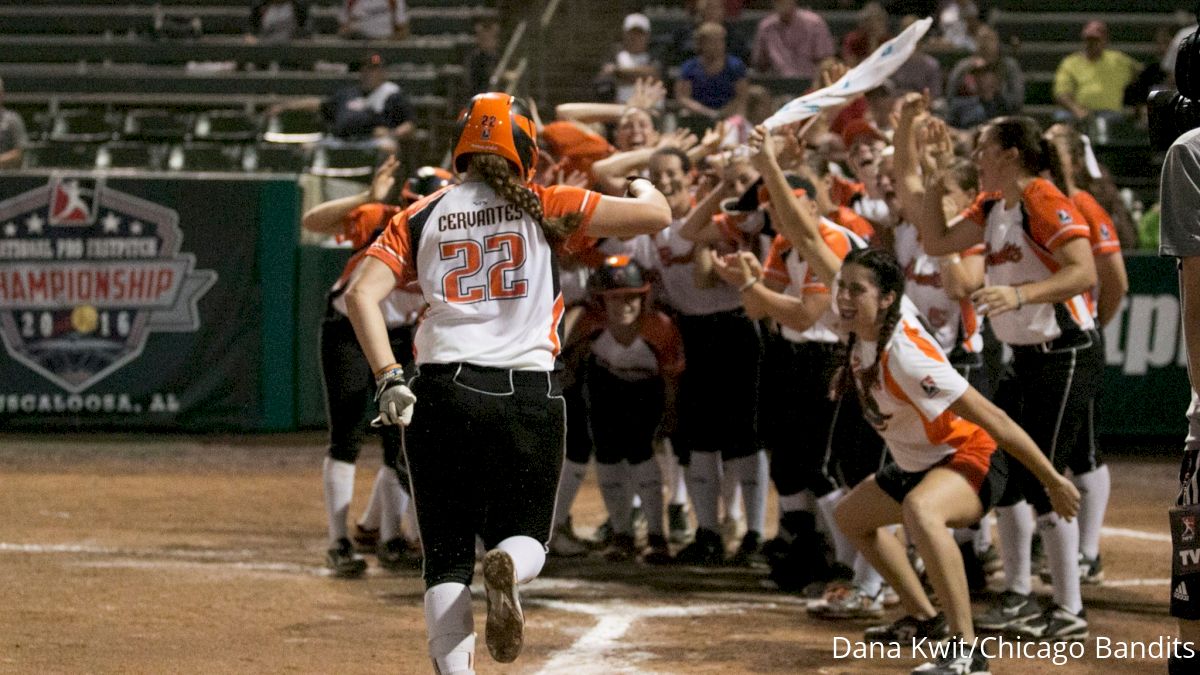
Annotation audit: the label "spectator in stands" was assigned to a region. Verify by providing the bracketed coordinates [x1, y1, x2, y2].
[597, 14, 664, 105]
[338, 0, 409, 40]
[465, 15, 501, 97]
[0, 78, 27, 170]
[675, 22, 750, 121]
[274, 54, 414, 151]
[664, 0, 752, 70]
[1053, 21, 1142, 123]
[248, 0, 310, 43]
[891, 17, 943, 99]
[945, 25, 1025, 129]
[749, 0, 835, 82]
[841, 2, 890, 68]
[936, 0, 980, 51]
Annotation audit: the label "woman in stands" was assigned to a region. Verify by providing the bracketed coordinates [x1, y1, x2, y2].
[341, 93, 670, 674]
[912, 115, 1101, 642]
[301, 157, 453, 578]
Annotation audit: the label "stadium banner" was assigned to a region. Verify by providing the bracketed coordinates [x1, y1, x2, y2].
[0, 172, 299, 432]
[1098, 253, 1192, 437]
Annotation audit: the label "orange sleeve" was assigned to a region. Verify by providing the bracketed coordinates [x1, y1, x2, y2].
[830, 176, 865, 208]
[764, 234, 791, 284]
[1023, 179, 1090, 252]
[1072, 190, 1121, 256]
[641, 311, 686, 378]
[535, 184, 604, 254]
[364, 209, 416, 285]
[800, 224, 854, 294]
[959, 191, 1001, 226]
[338, 203, 400, 249]
[830, 206, 875, 241]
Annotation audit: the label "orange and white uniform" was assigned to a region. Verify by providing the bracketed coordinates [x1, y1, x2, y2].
[332, 202, 425, 326]
[763, 218, 866, 344]
[367, 179, 601, 370]
[893, 221, 983, 355]
[1072, 189, 1122, 319]
[852, 305, 997, 479]
[961, 178, 1095, 345]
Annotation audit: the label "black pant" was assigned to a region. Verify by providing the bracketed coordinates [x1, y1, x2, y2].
[588, 363, 664, 465]
[760, 335, 844, 497]
[672, 309, 761, 462]
[404, 363, 565, 588]
[319, 313, 413, 482]
[995, 330, 1104, 514]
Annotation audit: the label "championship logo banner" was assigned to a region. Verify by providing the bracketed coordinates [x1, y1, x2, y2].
[0, 174, 217, 394]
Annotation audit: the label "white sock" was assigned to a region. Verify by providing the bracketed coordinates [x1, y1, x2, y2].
[995, 502, 1034, 596]
[323, 458, 356, 546]
[495, 535, 545, 584]
[596, 462, 634, 535]
[725, 452, 768, 535]
[1072, 465, 1111, 559]
[424, 583, 475, 675]
[853, 552, 884, 598]
[357, 466, 387, 532]
[553, 460, 588, 528]
[974, 514, 993, 555]
[722, 468, 744, 523]
[1038, 512, 1082, 614]
[630, 459, 665, 536]
[656, 442, 688, 506]
[685, 451, 722, 531]
[817, 488, 855, 567]
[380, 468, 406, 541]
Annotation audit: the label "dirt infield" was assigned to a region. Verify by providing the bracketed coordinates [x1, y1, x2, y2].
[0, 433, 1180, 674]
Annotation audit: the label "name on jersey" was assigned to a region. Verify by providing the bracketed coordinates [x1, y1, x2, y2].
[437, 203, 525, 231]
[985, 242, 1022, 266]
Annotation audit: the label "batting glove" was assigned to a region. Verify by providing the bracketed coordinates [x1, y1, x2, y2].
[373, 365, 416, 426]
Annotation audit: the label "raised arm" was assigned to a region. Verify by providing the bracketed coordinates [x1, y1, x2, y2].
[587, 178, 672, 238]
[678, 178, 736, 243]
[302, 154, 399, 235]
[747, 125, 842, 286]
[711, 250, 831, 333]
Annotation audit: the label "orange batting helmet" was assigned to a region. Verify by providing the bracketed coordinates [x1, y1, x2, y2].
[451, 92, 538, 181]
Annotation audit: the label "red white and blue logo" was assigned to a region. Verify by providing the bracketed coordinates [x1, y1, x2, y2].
[0, 175, 217, 392]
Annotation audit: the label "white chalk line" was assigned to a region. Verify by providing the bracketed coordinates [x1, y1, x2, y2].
[530, 599, 771, 675]
[1101, 578, 1170, 587]
[1100, 526, 1171, 543]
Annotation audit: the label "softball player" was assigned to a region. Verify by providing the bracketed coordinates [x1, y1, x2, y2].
[301, 158, 453, 577]
[563, 255, 684, 563]
[341, 92, 670, 673]
[1044, 123, 1130, 585]
[914, 116, 1102, 641]
[828, 248, 1078, 675]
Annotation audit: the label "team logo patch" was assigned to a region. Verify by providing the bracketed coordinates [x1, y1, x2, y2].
[1057, 209, 1073, 224]
[0, 175, 217, 392]
[920, 375, 940, 398]
[1100, 223, 1112, 240]
[1184, 516, 1196, 542]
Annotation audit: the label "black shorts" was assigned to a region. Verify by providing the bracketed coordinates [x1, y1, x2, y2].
[587, 363, 664, 465]
[403, 362, 565, 589]
[875, 443, 1008, 515]
[672, 309, 761, 461]
[758, 336, 843, 497]
[994, 330, 1103, 514]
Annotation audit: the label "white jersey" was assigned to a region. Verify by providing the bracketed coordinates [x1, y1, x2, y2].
[640, 216, 743, 316]
[367, 179, 600, 370]
[961, 179, 1095, 345]
[591, 332, 660, 382]
[892, 221, 982, 355]
[852, 305, 995, 473]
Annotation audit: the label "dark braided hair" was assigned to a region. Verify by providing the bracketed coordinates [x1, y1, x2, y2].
[830, 248, 906, 405]
[469, 153, 583, 245]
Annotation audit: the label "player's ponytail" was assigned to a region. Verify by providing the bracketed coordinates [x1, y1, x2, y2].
[469, 154, 583, 245]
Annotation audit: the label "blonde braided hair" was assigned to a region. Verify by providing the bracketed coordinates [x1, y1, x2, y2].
[469, 154, 583, 245]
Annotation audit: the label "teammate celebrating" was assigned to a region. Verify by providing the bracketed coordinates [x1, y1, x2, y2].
[301, 157, 453, 577]
[342, 93, 670, 673]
